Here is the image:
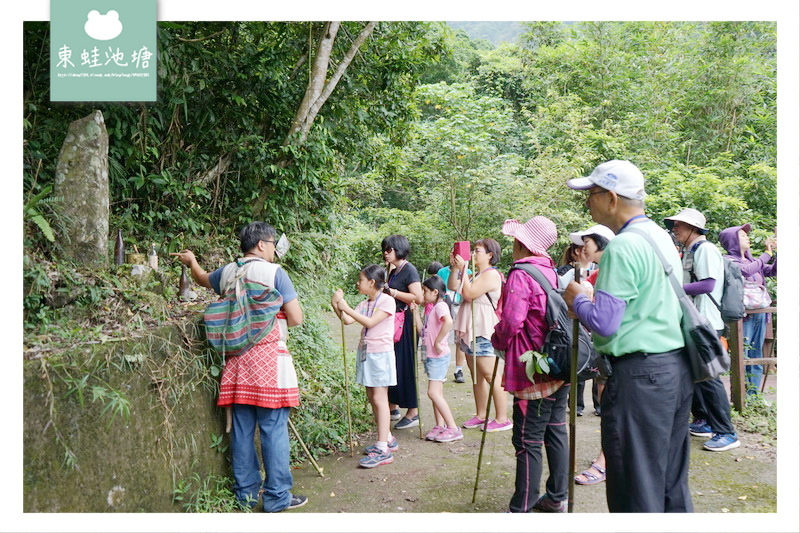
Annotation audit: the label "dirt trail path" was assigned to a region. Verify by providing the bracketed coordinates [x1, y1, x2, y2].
[287, 313, 777, 514]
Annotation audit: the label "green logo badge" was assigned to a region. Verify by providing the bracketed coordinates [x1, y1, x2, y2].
[50, 0, 156, 102]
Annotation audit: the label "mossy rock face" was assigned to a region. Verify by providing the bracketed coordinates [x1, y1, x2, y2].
[23, 322, 228, 512]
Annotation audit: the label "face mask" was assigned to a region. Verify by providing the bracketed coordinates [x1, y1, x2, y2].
[275, 233, 290, 259]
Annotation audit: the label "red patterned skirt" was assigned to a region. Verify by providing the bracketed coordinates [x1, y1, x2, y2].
[217, 325, 300, 409]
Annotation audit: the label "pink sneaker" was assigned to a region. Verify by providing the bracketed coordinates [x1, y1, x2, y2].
[462, 416, 487, 429]
[434, 427, 464, 443]
[425, 425, 445, 441]
[483, 419, 512, 432]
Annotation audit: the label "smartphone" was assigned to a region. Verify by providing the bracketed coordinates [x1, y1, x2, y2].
[453, 241, 471, 261]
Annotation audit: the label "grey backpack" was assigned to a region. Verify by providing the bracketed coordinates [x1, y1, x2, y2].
[690, 241, 746, 323]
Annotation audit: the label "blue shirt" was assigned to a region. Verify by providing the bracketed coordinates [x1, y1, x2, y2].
[209, 261, 298, 303]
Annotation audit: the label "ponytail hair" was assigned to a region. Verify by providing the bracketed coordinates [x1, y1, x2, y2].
[361, 264, 386, 291]
[422, 275, 453, 315]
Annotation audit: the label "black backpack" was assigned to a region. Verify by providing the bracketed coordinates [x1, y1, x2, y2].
[690, 241, 746, 323]
[509, 263, 599, 381]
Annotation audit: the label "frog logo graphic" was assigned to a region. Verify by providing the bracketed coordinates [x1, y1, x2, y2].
[84, 10, 123, 41]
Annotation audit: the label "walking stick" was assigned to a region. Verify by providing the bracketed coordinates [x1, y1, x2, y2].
[472, 354, 500, 504]
[288, 417, 324, 478]
[341, 319, 354, 457]
[567, 263, 581, 513]
[412, 314, 424, 439]
[471, 256, 477, 386]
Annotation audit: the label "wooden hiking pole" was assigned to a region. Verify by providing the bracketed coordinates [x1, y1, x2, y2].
[472, 355, 500, 504]
[341, 319, 354, 457]
[412, 314, 424, 439]
[470, 255, 477, 386]
[567, 262, 581, 513]
[288, 417, 324, 478]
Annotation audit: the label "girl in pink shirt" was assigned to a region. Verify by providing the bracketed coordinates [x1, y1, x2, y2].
[411, 276, 463, 443]
[332, 265, 398, 468]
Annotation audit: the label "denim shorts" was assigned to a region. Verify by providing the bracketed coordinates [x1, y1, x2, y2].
[355, 347, 397, 388]
[458, 336, 497, 357]
[424, 351, 451, 382]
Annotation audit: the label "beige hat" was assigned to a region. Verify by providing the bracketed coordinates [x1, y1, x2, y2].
[664, 208, 709, 234]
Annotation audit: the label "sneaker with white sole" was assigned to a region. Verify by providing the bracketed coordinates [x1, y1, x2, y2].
[425, 425, 445, 441]
[454, 368, 465, 383]
[483, 419, 512, 432]
[364, 436, 398, 455]
[358, 449, 394, 468]
[462, 416, 486, 429]
[390, 409, 402, 421]
[703, 433, 741, 452]
[434, 427, 463, 443]
[689, 418, 713, 438]
[394, 415, 419, 430]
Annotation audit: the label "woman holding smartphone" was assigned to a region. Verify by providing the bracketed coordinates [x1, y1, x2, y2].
[449, 238, 511, 432]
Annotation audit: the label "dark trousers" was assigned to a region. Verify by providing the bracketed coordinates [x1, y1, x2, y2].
[601, 349, 693, 513]
[576, 379, 601, 412]
[691, 378, 735, 434]
[509, 384, 569, 513]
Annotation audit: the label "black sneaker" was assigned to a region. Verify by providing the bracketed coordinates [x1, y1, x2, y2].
[454, 369, 465, 383]
[286, 494, 308, 510]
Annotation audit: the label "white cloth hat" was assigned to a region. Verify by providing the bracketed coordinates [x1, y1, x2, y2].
[569, 224, 616, 246]
[566, 160, 646, 200]
[664, 208, 709, 234]
[502, 216, 557, 258]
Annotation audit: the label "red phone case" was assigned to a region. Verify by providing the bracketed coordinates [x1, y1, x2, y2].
[453, 241, 471, 261]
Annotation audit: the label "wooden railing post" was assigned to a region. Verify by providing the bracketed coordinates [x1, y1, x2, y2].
[729, 307, 777, 413]
[728, 318, 746, 413]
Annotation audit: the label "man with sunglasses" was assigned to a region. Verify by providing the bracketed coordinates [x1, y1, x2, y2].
[562, 160, 693, 513]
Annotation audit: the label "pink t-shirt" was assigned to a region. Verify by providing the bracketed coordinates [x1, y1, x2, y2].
[424, 301, 451, 358]
[355, 294, 395, 354]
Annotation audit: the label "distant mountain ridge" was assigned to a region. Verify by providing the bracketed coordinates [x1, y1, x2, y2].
[446, 21, 525, 45]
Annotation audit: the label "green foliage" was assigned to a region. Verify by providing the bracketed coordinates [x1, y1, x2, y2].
[173, 473, 250, 512]
[730, 393, 777, 439]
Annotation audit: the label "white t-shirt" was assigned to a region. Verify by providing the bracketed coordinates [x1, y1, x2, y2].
[683, 238, 725, 331]
[355, 293, 396, 354]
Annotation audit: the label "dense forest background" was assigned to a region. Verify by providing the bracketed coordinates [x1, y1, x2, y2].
[22, 20, 778, 470]
[24, 21, 778, 280]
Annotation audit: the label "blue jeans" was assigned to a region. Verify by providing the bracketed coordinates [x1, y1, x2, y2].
[743, 313, 767, 395]
[230, 405, 293, 512]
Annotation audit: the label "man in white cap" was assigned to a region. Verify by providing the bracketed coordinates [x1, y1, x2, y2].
[562, 160, 693, 512]
[664, 208, 740, 453]
[491, 216, 569, 513]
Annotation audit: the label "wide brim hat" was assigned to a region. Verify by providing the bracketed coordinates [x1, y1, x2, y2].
[566, 159, 647, 201]
[663, 208, 709, 234]
[502, 216, 557, 258]
[569, 224, 616, 246]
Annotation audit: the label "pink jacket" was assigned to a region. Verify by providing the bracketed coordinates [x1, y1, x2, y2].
[491, 256, 560, 393]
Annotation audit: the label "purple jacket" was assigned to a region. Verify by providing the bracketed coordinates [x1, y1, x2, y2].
[491, 256, 559, 393]
[718, 225, 777, 286]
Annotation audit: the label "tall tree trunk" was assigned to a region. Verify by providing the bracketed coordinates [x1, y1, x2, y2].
[254, 21, 377, 216]
[283, 21, 378, 147]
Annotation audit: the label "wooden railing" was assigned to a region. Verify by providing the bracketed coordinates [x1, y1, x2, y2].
[727, 307, 777, 413]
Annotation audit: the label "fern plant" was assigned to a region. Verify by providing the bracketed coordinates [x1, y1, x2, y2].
[24, 185, 61, 243]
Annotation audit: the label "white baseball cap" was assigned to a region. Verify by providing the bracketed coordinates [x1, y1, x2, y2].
[566, 160, 647, 200]
[569, 224, 616, 246]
